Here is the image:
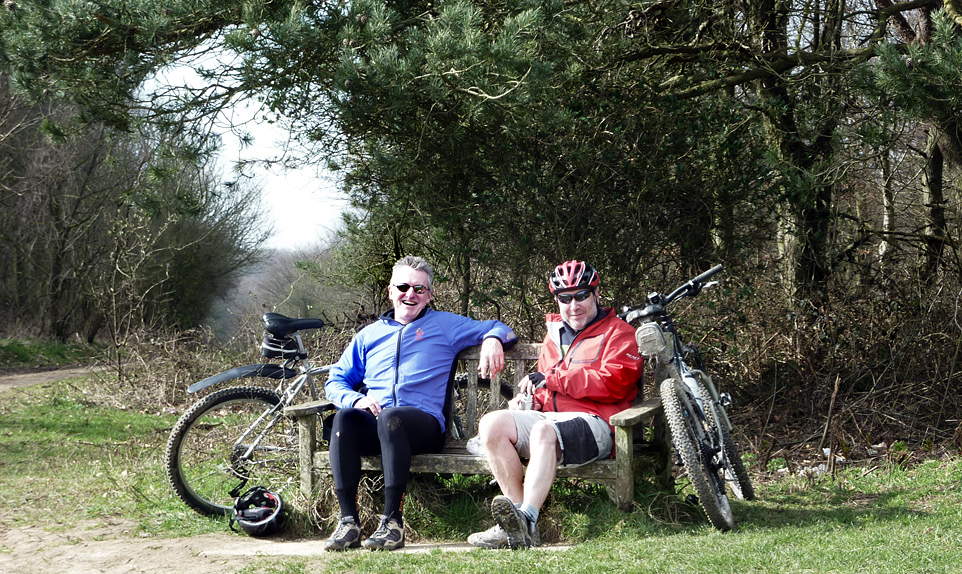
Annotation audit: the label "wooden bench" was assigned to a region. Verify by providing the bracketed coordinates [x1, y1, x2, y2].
[284, 343, 671, 510]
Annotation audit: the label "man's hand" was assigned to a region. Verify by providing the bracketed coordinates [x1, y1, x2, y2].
[478, 338, 505, 379]
[517, 372, 545, 395]
[354, 395, 382, 417]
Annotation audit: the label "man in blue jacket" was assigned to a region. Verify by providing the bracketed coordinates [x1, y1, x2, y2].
[322, 255, 517, 552]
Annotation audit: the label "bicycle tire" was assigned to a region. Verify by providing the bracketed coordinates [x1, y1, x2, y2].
[660, 379, 735, 531]
[165, 385, 297, 516]
[697, 381, 755, 501]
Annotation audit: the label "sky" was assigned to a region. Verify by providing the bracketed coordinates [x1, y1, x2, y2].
[216, 104, 348, 251]
[150, 58, 348, 251]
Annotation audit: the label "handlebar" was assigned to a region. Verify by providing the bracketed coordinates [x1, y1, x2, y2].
[664, 264, 723, 305]
[619, 264, 724, 322]
[691, 264, 724, 285]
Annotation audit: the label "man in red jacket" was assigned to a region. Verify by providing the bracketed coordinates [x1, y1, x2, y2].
[468, 260, 644, 550]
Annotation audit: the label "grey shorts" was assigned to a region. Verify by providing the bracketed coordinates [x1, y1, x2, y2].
[508, 410, 613, 466]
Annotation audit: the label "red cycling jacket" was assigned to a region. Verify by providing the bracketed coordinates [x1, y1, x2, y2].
[532, 308, 644, 428]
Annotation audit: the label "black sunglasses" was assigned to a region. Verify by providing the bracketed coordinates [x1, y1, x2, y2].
[394, 283, 430, 294]
[556, 289, 594, 304]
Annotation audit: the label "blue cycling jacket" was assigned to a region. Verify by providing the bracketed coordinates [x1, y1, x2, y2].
[325, 308, 517, 430]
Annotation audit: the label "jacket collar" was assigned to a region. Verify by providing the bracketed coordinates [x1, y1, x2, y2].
[380, 306, 431, 324]
[547, 307, 612, 347]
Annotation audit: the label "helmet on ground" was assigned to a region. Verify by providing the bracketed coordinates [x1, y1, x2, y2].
[230, 486, 284, 537]
[548, 260, 600, 295]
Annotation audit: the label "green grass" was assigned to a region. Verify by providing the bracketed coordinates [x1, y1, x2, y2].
[0, 381, 224, 536]
[3, 375, 962, 572]
[0, 337, 98, 369]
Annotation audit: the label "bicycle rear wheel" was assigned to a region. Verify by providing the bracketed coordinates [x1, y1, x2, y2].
[660, 379, 735, 531]
[165, 386, 296, 516]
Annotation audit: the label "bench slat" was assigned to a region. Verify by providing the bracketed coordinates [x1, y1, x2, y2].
[310, 442, 668, 480]
[610, 396, 663, 427]
[457, 342, 542, 361]
[284, 399, 335, 418]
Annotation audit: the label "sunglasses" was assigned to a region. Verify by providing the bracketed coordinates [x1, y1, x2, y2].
[556, 289, 594, 304]
[394, 283, 430, 294]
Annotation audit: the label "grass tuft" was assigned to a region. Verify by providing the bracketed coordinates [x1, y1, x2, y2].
[0, 338, 96, 369]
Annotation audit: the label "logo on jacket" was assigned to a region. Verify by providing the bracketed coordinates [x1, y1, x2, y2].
[415, 328, 425, 341]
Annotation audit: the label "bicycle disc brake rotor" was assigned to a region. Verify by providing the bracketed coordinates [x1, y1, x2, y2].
[698, 436, 725, 477]
[229, 445, 257, 480]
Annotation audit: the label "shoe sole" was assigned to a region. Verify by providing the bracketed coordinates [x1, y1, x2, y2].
[323, 541, 360, 551]
[362, 539, 405, 551]
[323, 535, 361, 552]
[491, 496, 532, 550]
[322, 527, 361, 552]
[468, 537, 508, 549]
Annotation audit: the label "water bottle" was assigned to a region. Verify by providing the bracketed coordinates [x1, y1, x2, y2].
[519, 392, 533, 410]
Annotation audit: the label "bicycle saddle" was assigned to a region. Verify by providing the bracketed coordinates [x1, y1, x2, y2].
[262, 313, 325, 337]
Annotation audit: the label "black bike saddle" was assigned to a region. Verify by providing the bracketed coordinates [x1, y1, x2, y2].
[262, 313, 325, 337]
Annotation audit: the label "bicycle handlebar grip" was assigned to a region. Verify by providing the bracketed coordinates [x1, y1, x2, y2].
[692, 264, 723, 284]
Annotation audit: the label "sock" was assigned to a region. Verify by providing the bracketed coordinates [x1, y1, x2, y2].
[335, 489, 359, 524]
[519, 503, 539, 526]
[384, 486, 405, 527]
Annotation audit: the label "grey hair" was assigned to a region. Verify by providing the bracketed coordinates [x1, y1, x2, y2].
[393, 256, 435, 289]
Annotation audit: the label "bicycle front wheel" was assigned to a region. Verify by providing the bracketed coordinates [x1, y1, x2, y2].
[697, 381, 755, 501]
[660, 379, 735, 531]
[165, 386, 296, 516]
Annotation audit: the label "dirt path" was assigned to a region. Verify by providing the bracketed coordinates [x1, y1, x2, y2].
[0, 366, 103, 390]
[0, 520, 260, 574]
[0, 367, 265, 573]
[0, 516, 519, 574]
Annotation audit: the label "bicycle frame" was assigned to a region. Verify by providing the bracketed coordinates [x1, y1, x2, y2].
[626, 265, 731, 437]
[635, 319, 729, 469]
[622, 264, 752, 529]
[233, 354, 332, 461]
[167, 312, 334, 515]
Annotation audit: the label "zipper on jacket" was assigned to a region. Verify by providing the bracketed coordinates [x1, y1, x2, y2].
[392, 323, 406, 407]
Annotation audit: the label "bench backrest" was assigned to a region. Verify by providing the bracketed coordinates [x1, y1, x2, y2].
[451, 343, 542, 438]
[451, 341, 649, 439]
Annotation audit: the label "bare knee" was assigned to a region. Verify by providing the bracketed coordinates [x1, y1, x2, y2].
[529, 422, 561, 460]
[479, 411, 517, 446]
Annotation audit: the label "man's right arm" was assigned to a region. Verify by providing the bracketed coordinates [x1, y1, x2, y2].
[324, 335, 369, 408]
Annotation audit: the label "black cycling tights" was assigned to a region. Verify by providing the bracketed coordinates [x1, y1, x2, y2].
[329, 406, 444, 525]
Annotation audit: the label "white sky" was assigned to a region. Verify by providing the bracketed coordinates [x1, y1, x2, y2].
[150, 57, 347, 251]
[217, 118, 347, 250]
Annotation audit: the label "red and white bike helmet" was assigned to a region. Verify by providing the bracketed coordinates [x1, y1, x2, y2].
[548, 260, 600, 295]
[230, 486, 284, 537]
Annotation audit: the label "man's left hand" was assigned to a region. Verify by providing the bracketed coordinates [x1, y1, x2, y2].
[478, 338, 505, 379]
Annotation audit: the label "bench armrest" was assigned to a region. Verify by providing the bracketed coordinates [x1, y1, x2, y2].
[609, 396, 663, 427]
[284, 399, 336, 418]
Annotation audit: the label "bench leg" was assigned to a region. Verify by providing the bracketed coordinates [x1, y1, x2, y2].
[611, 425, 634, 510]
[652, 413, 673, 489]
[295, 414, 317, 499]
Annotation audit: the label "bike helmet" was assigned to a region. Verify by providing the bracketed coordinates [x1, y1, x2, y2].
[230, 486, 284, 537]
[549, 260, 600, 295]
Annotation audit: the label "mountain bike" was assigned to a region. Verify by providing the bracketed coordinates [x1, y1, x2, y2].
[165, 313, 332, 516]
[621, 265, 754, 530]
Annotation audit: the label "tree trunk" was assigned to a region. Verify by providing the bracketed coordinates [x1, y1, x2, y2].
[919, 126, 946, 281]
[878, 148, 895, 271]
